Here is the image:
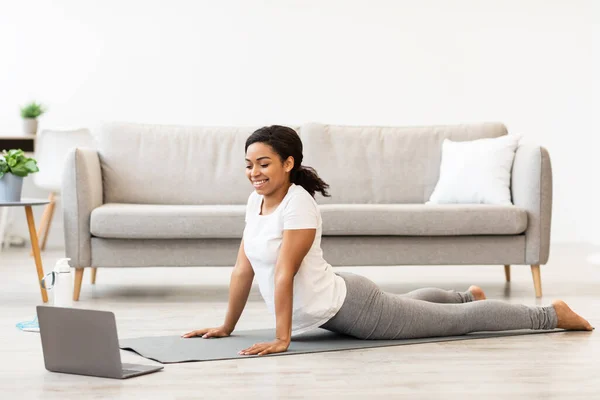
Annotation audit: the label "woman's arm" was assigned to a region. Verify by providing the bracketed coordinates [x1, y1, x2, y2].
[183, 238, 254, 338]
[240, 228, 316, 355]
[222, 238, 255, 333]
[273, 228, 316, 341]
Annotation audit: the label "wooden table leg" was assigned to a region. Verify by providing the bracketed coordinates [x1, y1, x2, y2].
[25, 206, 48, 303]
[31, 192, 55, 256]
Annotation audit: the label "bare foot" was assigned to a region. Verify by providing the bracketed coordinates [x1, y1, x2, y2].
[552, 300, 593, 331]
[468, 285, 487, 301]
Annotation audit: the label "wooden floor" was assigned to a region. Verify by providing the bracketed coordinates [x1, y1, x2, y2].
[1, 243, 599, 399]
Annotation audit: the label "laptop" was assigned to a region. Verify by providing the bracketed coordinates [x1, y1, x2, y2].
[37, 306, 164, 379]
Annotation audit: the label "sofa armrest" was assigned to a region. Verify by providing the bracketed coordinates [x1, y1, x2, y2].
[62, 148, 103, 268]
[511, 145, 553, 264]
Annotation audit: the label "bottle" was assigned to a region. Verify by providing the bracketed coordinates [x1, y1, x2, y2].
[51, 258, 73, 308]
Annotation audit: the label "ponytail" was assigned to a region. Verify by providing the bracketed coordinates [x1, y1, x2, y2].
[291, 165, 331, 198]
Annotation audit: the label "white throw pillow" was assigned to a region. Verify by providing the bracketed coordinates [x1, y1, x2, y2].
[427, 135, 520, 205]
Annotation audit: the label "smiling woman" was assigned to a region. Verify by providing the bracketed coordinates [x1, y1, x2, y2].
[183, 125, 593, 357]
[244, 125, 330, 204]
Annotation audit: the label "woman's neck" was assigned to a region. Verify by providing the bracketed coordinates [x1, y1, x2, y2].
[261, 182, 293, 214]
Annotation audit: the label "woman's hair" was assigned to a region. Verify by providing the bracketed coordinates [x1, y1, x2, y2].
[245, 125, 331, 198]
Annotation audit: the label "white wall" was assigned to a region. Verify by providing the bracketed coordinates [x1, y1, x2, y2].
[0, 0, 597, 247]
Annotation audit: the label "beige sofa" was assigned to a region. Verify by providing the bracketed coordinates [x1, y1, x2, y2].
[62, 122, 552, 300]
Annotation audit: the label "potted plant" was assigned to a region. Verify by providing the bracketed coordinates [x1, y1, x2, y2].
[20, 101, 47, 135]
[0, 149, 40, 202]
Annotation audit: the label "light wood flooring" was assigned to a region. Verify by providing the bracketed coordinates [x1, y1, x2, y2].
[1, 243, 599, 399]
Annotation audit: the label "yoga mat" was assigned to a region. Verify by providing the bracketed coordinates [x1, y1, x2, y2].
[119, 328, 562, 364]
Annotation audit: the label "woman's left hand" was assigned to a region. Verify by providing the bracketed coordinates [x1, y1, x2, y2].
[239, 338, 290, 356]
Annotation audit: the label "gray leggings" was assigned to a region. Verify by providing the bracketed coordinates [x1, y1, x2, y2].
[320, 272, 558, 340]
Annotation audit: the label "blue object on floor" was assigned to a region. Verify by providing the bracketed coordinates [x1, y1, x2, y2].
[16, 316, 40, 332]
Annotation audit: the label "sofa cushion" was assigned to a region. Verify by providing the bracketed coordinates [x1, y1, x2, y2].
[319, 204, 527, 236]
[91, 204, 246, 239]
[300, 122, 508, 204]
[91, 203, 527, 239]
[427, 135, 520, 205]
[95, 122, 268, 205]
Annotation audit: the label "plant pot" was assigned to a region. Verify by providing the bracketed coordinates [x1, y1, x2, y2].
[22, 118, 38, 135]
[0, 174, 24, 202]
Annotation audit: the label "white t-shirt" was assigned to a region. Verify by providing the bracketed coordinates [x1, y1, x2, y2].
[243, 183, 347, 336]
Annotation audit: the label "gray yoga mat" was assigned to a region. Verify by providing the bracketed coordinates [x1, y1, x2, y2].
[119, 328, 562, 364]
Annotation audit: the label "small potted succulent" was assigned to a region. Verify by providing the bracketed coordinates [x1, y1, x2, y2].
[0, 149, 40, 202]
[20, 101, 47, 135]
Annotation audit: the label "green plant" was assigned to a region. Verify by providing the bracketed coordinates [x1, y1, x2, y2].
[0, 149, 39, 178]
[20, 101, 47, 119]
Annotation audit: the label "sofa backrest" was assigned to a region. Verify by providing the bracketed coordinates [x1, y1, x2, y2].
[300, 122, 508, 204]
[95, 121, 507, 205]
[96, 122, 260, 204]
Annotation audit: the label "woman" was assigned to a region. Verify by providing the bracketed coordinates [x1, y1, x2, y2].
[183, 125, 593, 356]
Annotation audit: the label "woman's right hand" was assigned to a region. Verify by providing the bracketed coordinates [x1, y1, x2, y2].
[181, 326, 232, 339]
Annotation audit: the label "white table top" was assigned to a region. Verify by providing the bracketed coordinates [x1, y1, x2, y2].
[0, 198, 50, 206]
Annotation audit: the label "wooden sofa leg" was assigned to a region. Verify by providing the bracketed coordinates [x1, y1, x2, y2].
[530, 264, 542, 298]
[74, 268, 84, 301]
[504, 265, 511, 282]
[91, 267, 97, 284]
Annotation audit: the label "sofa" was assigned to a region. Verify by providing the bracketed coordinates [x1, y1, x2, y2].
[62, 122, 552, 300]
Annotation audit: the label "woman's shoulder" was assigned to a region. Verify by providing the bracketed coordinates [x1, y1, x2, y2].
[285, 184, 318, 208]
[247, 190, 259, 202]
[246, 190, 261, 211]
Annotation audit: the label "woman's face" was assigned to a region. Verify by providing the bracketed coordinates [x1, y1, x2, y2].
[245, 142, 293, 196]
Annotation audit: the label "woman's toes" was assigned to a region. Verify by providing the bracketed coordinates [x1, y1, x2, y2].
[468, 285, 487, 301]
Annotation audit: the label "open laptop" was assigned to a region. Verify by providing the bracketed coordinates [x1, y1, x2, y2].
[37, 306, 164, 379]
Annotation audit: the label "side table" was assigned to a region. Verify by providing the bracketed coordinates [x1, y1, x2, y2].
[0, 198, 50, 302]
